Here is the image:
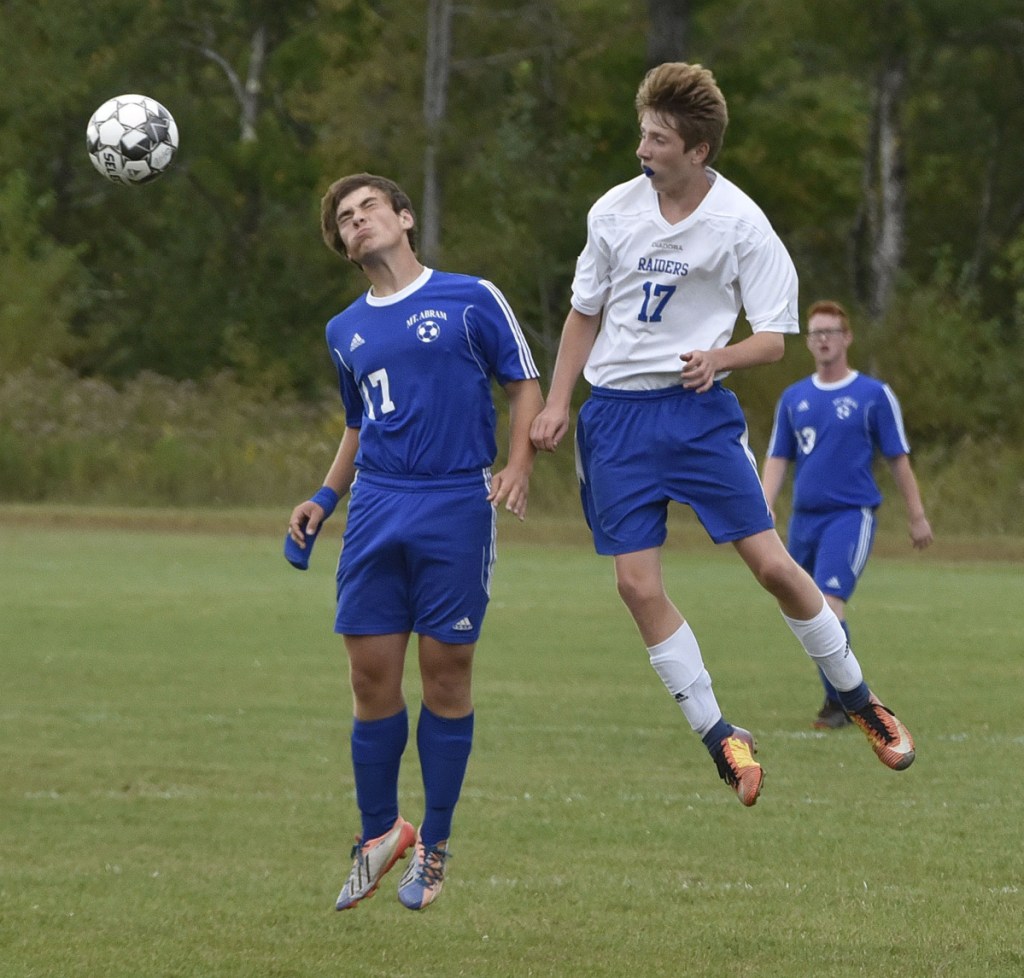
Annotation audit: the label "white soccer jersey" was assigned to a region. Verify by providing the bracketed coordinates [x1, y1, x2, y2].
[571, 171, 799, 390]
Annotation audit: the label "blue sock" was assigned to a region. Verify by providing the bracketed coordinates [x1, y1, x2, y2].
[417, 705, 474, 847]
[351, 709, 408, 842]
[701, 717, 734, 757]
[836, 681, 870, 713]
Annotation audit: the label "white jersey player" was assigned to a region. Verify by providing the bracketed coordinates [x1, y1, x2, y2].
[574, 169, 799, 390]
[530, 62, 917, 806]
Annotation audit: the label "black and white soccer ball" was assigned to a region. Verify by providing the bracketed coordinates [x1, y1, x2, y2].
[86, 94, 179, 186]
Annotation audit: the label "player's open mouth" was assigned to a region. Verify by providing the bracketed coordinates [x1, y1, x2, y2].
[641, 166, 655, 177]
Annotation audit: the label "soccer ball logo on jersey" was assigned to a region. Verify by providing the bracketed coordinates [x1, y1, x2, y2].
[407, 308, 448, 343]
[833, 395, 858, 419]
[417, 321, 441, 343]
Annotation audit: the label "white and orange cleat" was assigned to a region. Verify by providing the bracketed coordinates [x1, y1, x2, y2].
[847, 693, 916, 770]
[397, 835, 450, 911]
[335, 816, 417, 911]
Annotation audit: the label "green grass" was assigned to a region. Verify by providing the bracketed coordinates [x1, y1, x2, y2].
[2, 509, 1023, 977]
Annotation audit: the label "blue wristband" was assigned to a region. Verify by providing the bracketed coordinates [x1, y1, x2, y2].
[283, 486, 340, 570]
[310, 486, 339, 519]
[284, 528, 316, 570]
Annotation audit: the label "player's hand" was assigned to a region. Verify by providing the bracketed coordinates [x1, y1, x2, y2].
[287, 500, 325, 548]
[530, 407, 570, 453]
[488, 466, 530, 520]
[680, 349, 717, 393]
[909, 515, 933, 550]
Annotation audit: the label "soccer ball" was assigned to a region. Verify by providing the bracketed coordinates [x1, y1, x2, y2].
[86, 94, 179, 186]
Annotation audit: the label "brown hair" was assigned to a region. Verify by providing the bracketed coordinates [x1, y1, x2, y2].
[806, 300, 850, 329]
[635, 62, 729, 163]
[319, 173, 417, 258]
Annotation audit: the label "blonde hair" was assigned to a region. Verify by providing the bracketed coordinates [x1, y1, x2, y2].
[635, 62, 729, 163]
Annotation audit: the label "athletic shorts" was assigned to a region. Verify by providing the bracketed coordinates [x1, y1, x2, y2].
[787, 506, 877, 602]
[575, 383, 774, 554]
[334, 470, 497, 644]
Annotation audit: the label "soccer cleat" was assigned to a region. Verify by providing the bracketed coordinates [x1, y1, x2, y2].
[397, 836, 450, 910]
[713, 727, 764, 806]
[847, 693, 916, 770]
[813, 698, 852, 730]
[335, 816, 416, 911]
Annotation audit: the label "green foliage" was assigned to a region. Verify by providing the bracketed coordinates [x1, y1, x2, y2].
[915, 437, 1024, 537]
[0, 0, 1022, 450]
[867, 279, 1023, 443]
[719, 63, 868, 297]
[0, 364, 585, 515]
[0, 362, 1015, 535]
[2, 523, 1023, 976]
[0, 173, 87, 368]
[995, 227, 1024, 334]
[0, 364, 341, 505]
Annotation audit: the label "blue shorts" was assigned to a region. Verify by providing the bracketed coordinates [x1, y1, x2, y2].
[334, 470, 496, 644]
[575, 384, 773, 554]
[787, 507, 877, 601]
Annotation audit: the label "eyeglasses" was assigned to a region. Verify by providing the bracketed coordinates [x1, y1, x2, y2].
[807, 328, 846, 340]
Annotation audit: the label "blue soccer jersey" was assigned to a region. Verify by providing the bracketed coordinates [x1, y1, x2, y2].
[326, 268, 538, 476]
[766, 371, 911, 512]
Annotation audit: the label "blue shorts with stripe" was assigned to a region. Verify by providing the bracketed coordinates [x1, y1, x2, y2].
[786, 507, 877, 602]
[575, 383, 774, 555]
[334, 470, 496, 644]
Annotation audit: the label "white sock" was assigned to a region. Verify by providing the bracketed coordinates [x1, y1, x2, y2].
[782, 601, 864, 692]
[647, 623, 722, 735]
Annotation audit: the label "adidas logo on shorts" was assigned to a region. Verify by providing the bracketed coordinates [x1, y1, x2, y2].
[453, 617, 473, 632]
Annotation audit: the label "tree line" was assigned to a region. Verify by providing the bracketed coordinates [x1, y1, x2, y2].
[2, 0, 1023, 455]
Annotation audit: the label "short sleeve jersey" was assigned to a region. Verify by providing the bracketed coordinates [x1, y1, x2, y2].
[766, 371, 911, 512]
[327, 267, 538, 477]
[571, 171, 799, 390]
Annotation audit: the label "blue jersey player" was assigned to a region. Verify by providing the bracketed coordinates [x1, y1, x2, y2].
[531, 63, 917, 808]
[763, 300, 933, 729]
[287, 174, 543, 911]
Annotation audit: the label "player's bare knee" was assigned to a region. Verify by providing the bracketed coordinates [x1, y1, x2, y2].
[615, 575, 663, 616]
[422, 674, 472, 716]
[750, 552, 798, 597]
[349, 667, 400, 714]
[420, 646, 473, 715]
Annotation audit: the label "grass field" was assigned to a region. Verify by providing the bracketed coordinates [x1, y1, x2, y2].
[2, 510, 1022, 977]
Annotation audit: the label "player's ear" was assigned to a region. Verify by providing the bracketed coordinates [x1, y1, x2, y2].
[398, 209, 415, 230]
